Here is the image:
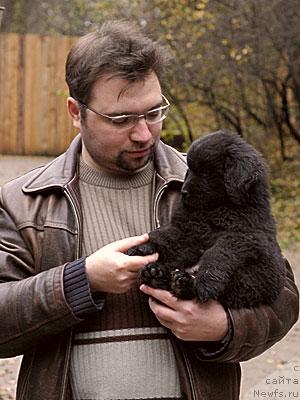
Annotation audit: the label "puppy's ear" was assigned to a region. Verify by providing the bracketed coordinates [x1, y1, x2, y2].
[224, 147, 265, 205]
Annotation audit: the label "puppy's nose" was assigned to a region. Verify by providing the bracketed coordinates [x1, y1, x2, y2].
[181, 190, 190, 200]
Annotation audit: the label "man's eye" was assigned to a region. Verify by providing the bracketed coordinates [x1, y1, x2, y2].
[111, 116, 132, 125]
[147, 110, 161, 120]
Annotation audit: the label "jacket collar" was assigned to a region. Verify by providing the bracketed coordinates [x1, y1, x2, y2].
[22, 134, 187, 193]
[154, 141, 187, 184]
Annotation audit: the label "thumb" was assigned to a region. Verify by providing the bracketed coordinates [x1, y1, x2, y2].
[109, 233, 149, 253]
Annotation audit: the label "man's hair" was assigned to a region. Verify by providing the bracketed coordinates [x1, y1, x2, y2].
[65, 20, 170, 105]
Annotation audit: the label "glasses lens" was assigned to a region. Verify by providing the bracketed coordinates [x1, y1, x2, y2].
[110, 115, 136, 127]
[145, 106, 169, 125]
[108, 96, 170, 129]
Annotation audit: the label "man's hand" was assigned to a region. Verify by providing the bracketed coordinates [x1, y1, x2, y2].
[140, 284, 228, 342]
[86, 234, 158, 294]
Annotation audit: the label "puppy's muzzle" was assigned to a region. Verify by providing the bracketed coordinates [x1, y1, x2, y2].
[181, 190, 190, 200]
[181, 190, 192, 206]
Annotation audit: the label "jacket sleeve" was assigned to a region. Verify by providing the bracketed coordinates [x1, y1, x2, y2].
[0, 198, 99, 358]
[196, 258, 299, 363]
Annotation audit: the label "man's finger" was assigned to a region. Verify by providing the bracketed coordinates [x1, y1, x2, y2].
[148, 297, 178, 324]
[140, 285, 179, 310]
[108, 234, 149, 252]
[127, 253, 159, 272]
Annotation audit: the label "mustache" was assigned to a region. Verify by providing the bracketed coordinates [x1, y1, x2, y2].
[127, 143, 155, 152]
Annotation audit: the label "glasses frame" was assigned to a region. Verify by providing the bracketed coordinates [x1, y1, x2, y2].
[77, 94, 170, 129]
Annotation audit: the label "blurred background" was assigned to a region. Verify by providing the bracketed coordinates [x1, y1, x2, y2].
[0, 2, 299, 399]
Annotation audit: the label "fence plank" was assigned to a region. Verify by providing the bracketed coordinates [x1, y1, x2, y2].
[0, 34, 19, 153]
[0, 33, 78, 155]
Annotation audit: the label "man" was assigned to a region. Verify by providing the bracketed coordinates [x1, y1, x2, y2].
[0, 20, 298, 400]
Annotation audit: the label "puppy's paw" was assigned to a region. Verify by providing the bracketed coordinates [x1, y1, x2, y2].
[127, 242, 157, 257]
[138, 263, 170, 290]
[171, 269, 196, 300]
[195, 271, 227, 303]
[195, 285, 212, 303]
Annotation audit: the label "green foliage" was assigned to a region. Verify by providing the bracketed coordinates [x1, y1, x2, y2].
[1, 0, 115, 35]
[270, 157, 300, 249]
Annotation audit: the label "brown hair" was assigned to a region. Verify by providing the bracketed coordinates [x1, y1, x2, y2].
[65, 20, 170, 106]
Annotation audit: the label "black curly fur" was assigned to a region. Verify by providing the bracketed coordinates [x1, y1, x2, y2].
[129, 131, 286, 308]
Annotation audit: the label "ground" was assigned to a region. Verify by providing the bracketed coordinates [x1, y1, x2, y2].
[0, 155, 299, 400]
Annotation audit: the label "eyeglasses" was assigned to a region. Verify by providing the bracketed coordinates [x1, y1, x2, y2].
[77, 94, 170, 130]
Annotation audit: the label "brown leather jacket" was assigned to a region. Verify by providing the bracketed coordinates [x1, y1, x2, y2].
[0, 135, 298, 400]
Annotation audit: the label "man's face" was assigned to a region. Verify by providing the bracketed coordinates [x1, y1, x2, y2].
[68, 72, 163, 174]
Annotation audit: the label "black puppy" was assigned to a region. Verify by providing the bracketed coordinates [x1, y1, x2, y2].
[128, 131, 286, 308]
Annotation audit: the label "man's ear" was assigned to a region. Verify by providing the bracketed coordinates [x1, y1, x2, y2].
[67, 97, 81, 129]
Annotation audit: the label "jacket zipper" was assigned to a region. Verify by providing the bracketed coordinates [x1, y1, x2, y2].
[63, 187, 81, 259]
[154, 182, 196, 399]
[19, 349, 36, 399]
[153, 182, 168, 228]
[182, 349, 197, 400]
[60, 326, 73, 400]
[60, 187, 81, 400]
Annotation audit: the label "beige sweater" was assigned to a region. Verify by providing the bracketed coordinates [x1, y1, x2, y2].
[70, 158, 182, 400]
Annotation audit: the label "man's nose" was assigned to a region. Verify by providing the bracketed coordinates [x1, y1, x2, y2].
[130, 118, 153, 142]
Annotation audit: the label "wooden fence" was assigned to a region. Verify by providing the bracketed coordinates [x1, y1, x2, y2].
[0, 33, 78, 155]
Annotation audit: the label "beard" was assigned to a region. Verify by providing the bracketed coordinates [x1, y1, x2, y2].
[115, 144, 156, 172]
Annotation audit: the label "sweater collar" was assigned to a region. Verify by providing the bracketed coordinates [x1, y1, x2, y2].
[78, 157, 154, 189]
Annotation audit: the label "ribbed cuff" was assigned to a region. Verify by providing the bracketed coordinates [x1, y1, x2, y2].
[197, 309, 234, 359]
[63, 257, 105, 317]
